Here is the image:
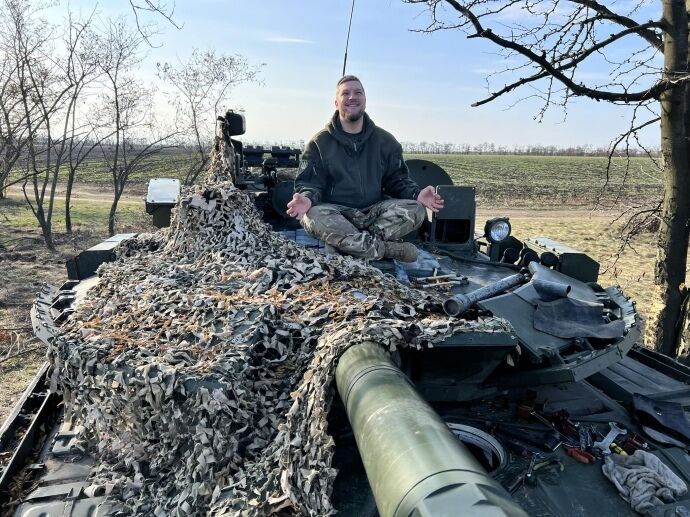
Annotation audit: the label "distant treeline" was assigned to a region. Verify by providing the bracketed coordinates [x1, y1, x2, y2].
[13, 137, 659, 162]
[245, 140, 658, 157]
[399, 142, 659, 157]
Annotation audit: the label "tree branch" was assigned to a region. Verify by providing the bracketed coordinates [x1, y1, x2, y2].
[472, 20, 662, 106]
[446, 0, 671, 102]
[567, 0, 662, 50]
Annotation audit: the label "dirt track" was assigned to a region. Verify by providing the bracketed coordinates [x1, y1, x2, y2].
[5, 183, 147, 203]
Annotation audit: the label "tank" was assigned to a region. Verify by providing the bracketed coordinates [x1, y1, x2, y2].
[2, 111, 690, 517]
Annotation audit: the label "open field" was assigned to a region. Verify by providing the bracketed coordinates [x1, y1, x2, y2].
[7, 150, 197, 190]
[415, 154, 663, 207]
[10, 152, 663, 206]
[0, 153, 664, 423]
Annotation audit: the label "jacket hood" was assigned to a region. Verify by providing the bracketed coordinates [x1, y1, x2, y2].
[326, 111, 376, 150]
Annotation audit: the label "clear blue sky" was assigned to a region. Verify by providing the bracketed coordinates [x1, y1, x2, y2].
[51, 0, 661, 148]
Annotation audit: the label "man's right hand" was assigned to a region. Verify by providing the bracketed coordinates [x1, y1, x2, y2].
[286, 192, 312, 220]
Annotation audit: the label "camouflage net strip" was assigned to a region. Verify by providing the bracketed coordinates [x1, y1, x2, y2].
[47, 127, 510, 516]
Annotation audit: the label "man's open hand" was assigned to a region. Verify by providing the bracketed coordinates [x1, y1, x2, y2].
[286, 192, 312, 220]
[417, 185, 444, 212]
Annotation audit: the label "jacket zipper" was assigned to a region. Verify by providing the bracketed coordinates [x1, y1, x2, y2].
[352, 141, 364, 198]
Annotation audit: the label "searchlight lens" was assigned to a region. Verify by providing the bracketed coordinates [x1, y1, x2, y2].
[485, 218, 511, 243]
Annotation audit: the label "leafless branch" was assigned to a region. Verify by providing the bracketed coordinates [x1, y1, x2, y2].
[595, 114, 661, 207]
[567, 0, 662, 49]
[128, 0, 181, 46]
[472, 21, 662, 106]
[445, 0, 670, 102]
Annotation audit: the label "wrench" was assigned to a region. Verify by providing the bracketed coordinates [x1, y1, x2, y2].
[593, 422, 627, 455]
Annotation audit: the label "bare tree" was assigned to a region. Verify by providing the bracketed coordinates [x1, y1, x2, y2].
[94, 18, 176, 236]
[157, 49, 260, 185]
[0, 0, 35, 200]
[1, 0, 95, 250]
[62, 14, 112, 235]
[0, 53, 29, 200]
[410, 0, 689, 358]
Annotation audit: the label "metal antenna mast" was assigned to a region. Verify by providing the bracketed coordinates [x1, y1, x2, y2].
[342, 0, 356, 76]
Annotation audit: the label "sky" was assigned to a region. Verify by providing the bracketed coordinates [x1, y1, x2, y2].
[47, 0, 662, 148]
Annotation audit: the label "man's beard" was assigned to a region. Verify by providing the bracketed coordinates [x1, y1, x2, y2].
[344, 109, 363, 122]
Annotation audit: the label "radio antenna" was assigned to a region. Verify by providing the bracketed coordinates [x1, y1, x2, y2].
[342, 0, 356, 76]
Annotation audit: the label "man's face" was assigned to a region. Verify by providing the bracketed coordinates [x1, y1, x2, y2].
[335, 80, 366, 122]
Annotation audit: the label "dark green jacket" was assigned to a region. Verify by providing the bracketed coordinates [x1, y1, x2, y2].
[294, 112, 420, 209]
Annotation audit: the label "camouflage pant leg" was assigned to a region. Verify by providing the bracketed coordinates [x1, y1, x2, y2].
[301, 199, 426, 260]
[366, 199, 426, 240]
[302, 203, 385, 259]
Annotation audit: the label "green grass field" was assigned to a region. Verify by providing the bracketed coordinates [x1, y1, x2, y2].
[71, 152, 197, 185]
[8, 151, 196, 189]
[412, 154, 662, 207]
[0, 196, 150, 236]
[9, 152, 663, 208]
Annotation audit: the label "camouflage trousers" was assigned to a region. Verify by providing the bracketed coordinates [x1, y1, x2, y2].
[301, 199, 426, 259]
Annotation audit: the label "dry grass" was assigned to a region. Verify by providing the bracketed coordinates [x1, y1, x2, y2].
[0, 194, 157, 424]
[0, 232, 72, 423]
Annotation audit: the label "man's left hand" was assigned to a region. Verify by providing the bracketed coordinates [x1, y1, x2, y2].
[417, 186, 444, 212]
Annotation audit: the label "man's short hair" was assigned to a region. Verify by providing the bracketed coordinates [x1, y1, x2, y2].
[336, 75, 364, 91]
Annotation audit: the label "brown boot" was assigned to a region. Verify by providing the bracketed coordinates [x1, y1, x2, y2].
[383, 242, 418, 263]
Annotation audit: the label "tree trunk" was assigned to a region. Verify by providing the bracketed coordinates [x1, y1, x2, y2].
[108, 190, 121, 237]
[36, 205, 55, 251]
[0, 162, 9, 199]
[65, 168, 75, 234]
[645, 0, 690, 357]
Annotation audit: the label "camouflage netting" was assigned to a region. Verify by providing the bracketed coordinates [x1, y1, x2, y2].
[47, 126, 511, 516]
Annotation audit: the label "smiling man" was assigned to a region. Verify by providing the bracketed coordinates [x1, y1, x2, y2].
[287, 75, 443, 262]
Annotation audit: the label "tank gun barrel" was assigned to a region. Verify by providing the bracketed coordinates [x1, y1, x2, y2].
[443, 272, 528, 317]
[335, 341, 528, 517]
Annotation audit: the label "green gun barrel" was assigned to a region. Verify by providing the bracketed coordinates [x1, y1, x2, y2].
[336, 341, 528, 517]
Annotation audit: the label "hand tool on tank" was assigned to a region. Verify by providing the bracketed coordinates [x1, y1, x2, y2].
[555, 409, 580, 439]
[507, 454, 538, 493]
[610, 442, 628, 455]
[528, 410, 578, 447]
[515, 396, 568, 447]
[451, 415, 555, 456]
[496, 424, 562, 452]
[593, 422, 627, 456]
[592, 426, 629, 455]
[565, 446, 596, 464]
[526, 455, 564, 486]
[533, 457, 565, 473]
[507, 459, 533, 493]
[415, 273, 465, 282]
[560, 423, 597, 463]
[508, 449, 561, 492]
[579, 425, 593, 452]
[621, 433, 648, 454]
[524, 455, 537, 486]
